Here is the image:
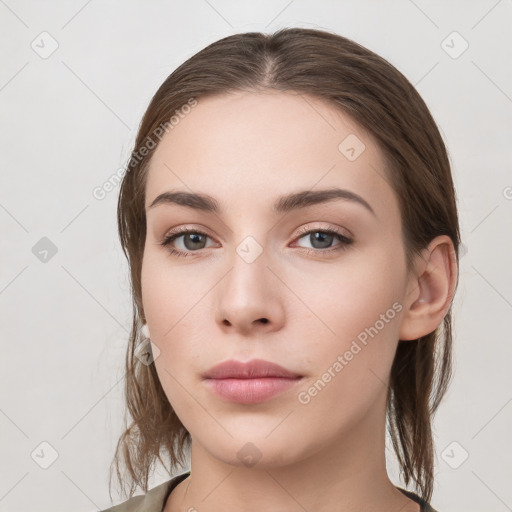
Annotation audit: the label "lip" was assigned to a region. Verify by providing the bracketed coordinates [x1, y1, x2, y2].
[202, 359, 303, 404]
[202, 358, 302, 379]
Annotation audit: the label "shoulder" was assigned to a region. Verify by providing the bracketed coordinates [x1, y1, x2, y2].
[98, 471, 191, 512]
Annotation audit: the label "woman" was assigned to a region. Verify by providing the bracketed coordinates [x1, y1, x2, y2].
[101, 27, 460, 512]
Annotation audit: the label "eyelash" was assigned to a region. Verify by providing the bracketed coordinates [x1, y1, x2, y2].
[159, 225, 353, 259]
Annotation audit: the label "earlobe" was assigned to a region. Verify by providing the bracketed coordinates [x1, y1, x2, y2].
[399, 235, 458, 341]
[141, 323, 150, 339]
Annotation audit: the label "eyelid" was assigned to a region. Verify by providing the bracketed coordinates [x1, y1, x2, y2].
[160, 223, 352, 244]
[294, 222, 353, 240]
[160, 225, 217, 246]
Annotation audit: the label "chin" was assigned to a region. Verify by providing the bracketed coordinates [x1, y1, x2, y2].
[199, 433, 308, 470]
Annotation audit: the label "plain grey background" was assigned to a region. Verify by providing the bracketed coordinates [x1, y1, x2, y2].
[1, 1, 511, 511]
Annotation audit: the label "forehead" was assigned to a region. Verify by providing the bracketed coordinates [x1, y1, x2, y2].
[145, 91, 398, 220]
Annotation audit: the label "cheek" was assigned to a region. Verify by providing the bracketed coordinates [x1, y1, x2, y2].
[285, 251, 405, 412]
[292, 275, 403, 437]
[282, 250, 405, 345]
[141, 251, 210, 395]
[141, 248, 207, 334]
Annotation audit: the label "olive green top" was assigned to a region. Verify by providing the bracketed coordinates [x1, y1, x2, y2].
[99, 470, 439, 512]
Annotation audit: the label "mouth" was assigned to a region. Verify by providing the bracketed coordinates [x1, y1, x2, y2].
[202, 358, 304, 404]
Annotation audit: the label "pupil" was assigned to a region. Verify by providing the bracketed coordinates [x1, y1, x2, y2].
[185, 233, 205, 250]
[312, 232, 332, 249]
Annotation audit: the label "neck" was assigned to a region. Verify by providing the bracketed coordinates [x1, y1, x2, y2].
[165, 390, 419, 512]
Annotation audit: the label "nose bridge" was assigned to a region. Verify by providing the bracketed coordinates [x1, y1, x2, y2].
[225, 236, 272, 303]
[214, 234, 284, 331]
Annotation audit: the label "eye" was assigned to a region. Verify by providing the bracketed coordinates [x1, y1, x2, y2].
[159, 228, 216, 258]
[159, 225, 353, 258]
[292, 225, 353, 255]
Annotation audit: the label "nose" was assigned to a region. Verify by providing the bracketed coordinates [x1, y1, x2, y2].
[214, 250, 285, 336]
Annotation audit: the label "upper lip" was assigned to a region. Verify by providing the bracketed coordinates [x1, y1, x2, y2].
[202, 358, 302, 379]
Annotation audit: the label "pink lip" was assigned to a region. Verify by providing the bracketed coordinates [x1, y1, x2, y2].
[202, 359, 303, 404]
[205, 377, 302, 404]
[202, 358, 302, 379]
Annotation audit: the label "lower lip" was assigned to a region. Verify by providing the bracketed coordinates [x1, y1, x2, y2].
[204, 377, 302, 404]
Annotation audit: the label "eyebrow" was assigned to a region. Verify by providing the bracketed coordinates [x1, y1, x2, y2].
[147, 187, 376, 217]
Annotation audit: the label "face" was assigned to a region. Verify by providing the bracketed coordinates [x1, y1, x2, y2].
[141, 90, 411, 468]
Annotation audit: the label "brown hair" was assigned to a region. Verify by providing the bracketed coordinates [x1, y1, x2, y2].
[110, 27, 460, 503]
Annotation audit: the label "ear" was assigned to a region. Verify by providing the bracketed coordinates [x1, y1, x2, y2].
[399, 235, 458, 341]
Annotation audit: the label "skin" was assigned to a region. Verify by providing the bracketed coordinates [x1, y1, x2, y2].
[140, 90, 458, 512]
